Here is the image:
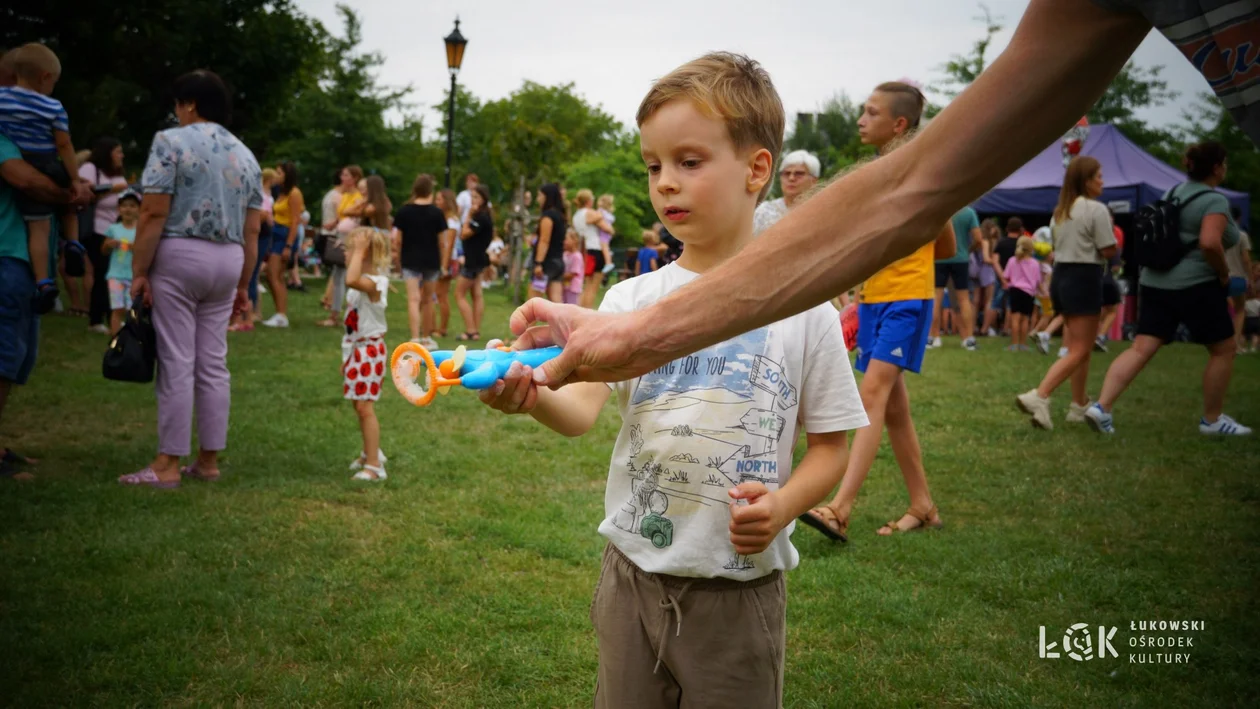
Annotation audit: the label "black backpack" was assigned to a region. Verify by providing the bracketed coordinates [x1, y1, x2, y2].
[1133, 185, 1213, 272]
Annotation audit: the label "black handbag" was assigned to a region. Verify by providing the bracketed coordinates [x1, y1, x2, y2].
[103, 296, 157, 383]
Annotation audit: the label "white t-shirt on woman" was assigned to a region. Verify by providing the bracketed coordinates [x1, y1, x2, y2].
[573, 207, 601, 251]
[78, 163, 129, 235]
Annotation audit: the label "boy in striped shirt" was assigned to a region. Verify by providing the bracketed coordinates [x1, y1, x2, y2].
[0, 43, 84, 314]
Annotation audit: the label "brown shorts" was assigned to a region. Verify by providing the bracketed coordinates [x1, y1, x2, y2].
[591, 544, 786, 709]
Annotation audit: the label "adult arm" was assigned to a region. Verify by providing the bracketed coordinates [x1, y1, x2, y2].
[513, 0, 1151, 385]
[0, 158, 81, 205]
[933, 222, 957, 260]
[129, 194, 172, 306]
[54, 130, 80, 185]
[534, 216, 554, 276]
[235, 209, 261, 314]
[1198, 214, 1231, 285]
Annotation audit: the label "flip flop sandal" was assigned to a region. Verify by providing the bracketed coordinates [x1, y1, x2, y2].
[1, 448, 37, 466]
[799, 505, 848, 543]
[879, 505, 944, 535]
[455, 332, 479, 342]
[180, 464, 220, 482]
[118, 468, 181, 489]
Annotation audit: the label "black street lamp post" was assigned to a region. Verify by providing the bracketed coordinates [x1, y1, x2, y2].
[443, 18, 468, 189]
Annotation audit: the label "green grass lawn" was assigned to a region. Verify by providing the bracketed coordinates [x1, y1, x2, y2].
[2, 280, 1258, 707]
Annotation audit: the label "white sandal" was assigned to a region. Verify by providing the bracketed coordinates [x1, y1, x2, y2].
[352, 464, 387, 481]
[349, 449, 387, 471]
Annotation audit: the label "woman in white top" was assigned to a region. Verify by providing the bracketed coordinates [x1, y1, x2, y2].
[572, 188, 615, 308]
[77, 137, 130, 330]
[752, 150, 820, 236]
[1016, 156, 1116, 430]
[433, 188, 461, 337]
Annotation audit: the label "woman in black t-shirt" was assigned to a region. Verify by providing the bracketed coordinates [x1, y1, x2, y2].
[456, 185, 494, 340]
[393, 174, 450, 344]
[532, 183, 568, 303]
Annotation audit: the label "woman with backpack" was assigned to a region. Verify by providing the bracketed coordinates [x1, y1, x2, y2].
[1015, 156, 1117, 430]
[1085, 141, 1249, 436]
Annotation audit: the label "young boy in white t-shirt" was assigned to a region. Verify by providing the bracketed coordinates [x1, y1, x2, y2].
[477, 52, 867, 708]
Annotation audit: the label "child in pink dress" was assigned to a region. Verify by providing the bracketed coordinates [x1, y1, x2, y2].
[563, 230, 585, 305]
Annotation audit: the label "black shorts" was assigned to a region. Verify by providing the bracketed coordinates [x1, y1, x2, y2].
[1101, 275, 1121, 306]
[536, 256, 565, 283]
[1245, 316, 1260, 337]
[585, 249, 605, 277]
[1136, 281, 1234, 345]
[1008, 288, 1036, 316]
[17, 152, 70, 220]
[1050, 263, 1104, 317]
[934, 261, 970, 290]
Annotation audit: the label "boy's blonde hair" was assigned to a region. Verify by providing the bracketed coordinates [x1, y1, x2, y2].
[574, 188, 595, 208]
[350, 227, 392, 275]
[597, 193, 614, 210]
[641, 229, 660, 245]
[1016, 235, 1035, 258]
[636, 52, 784, 200]
[13, 43, 60, 83]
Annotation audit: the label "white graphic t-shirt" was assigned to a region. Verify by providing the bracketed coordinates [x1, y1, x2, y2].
[597, 263, 868, 580]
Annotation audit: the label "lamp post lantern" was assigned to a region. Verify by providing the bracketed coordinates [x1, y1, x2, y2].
[443, 18, 467, 189]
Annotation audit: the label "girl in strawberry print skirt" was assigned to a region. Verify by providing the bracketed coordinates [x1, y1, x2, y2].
[341, 227, 392, 481]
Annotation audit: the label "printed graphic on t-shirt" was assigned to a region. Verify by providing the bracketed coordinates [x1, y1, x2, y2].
[611, 326, 799, 572]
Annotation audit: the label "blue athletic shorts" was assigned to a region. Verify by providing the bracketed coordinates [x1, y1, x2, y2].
[0, 257, 40, 385]
[855, 299, 934, 374]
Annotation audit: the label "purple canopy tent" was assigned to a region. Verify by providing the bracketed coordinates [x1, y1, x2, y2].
[973, 124, 1250, 229]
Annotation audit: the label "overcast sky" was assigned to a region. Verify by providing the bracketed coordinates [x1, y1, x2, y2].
[294, 0, 1212, 137]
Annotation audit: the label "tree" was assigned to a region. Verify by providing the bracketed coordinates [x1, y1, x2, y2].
[434, 81, 621, 208]
[932, 4, 1003, 99]
[784, 93, 868, 179]
[2, 0, 325, 168]
[562, 134, 652, 242]
[1087, 62, 1180, 166]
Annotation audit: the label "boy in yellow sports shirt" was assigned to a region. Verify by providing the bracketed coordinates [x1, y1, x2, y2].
[802, 82, 956, 541]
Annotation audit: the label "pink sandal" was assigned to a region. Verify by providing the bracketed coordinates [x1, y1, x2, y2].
[180, 464, 220, 482]
[118, 468, 180, 489]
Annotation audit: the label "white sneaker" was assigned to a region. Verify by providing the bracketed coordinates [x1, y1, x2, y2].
[258, 283, 267, 293]
[262, 313, 289, 328]
[418, 337, 440, 350]
[1094, 336, 1108, 353]
[1085, 403, 1114, 434]
[88, 324, 109, 334]
[1036, 332, 1051, 355]
[1199, 414, 1251, 436]
[927, 337, 942, 349]
[986, 328, 998, 337]
[962, 337, 978, 351]
[1016, 389, 1054, 430]
[1066, 401, 1089, 423]
[481, 280, 492, 289]
[601, 262, 616, 275]
[1057, 346, 1069, 359]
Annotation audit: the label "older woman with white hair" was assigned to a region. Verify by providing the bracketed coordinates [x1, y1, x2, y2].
[753, 149, 820, 236]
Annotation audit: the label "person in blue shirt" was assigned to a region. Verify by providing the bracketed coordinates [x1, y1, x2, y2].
[0, 132, 91, 479]
[636, 229, 660, 276]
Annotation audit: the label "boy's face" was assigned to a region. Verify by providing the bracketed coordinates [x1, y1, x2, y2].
[118, 199, 139, 222]
[857, 92, 903, 148]
[639, 98, 770, 248]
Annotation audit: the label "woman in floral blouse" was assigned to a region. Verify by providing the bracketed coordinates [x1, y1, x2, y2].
[118, 70, 264, 488]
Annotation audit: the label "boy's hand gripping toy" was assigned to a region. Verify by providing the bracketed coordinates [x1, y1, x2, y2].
[390, 342, 563, 407]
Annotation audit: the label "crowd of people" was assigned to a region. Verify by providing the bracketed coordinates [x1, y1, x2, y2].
[0, 2, 1257, 702]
